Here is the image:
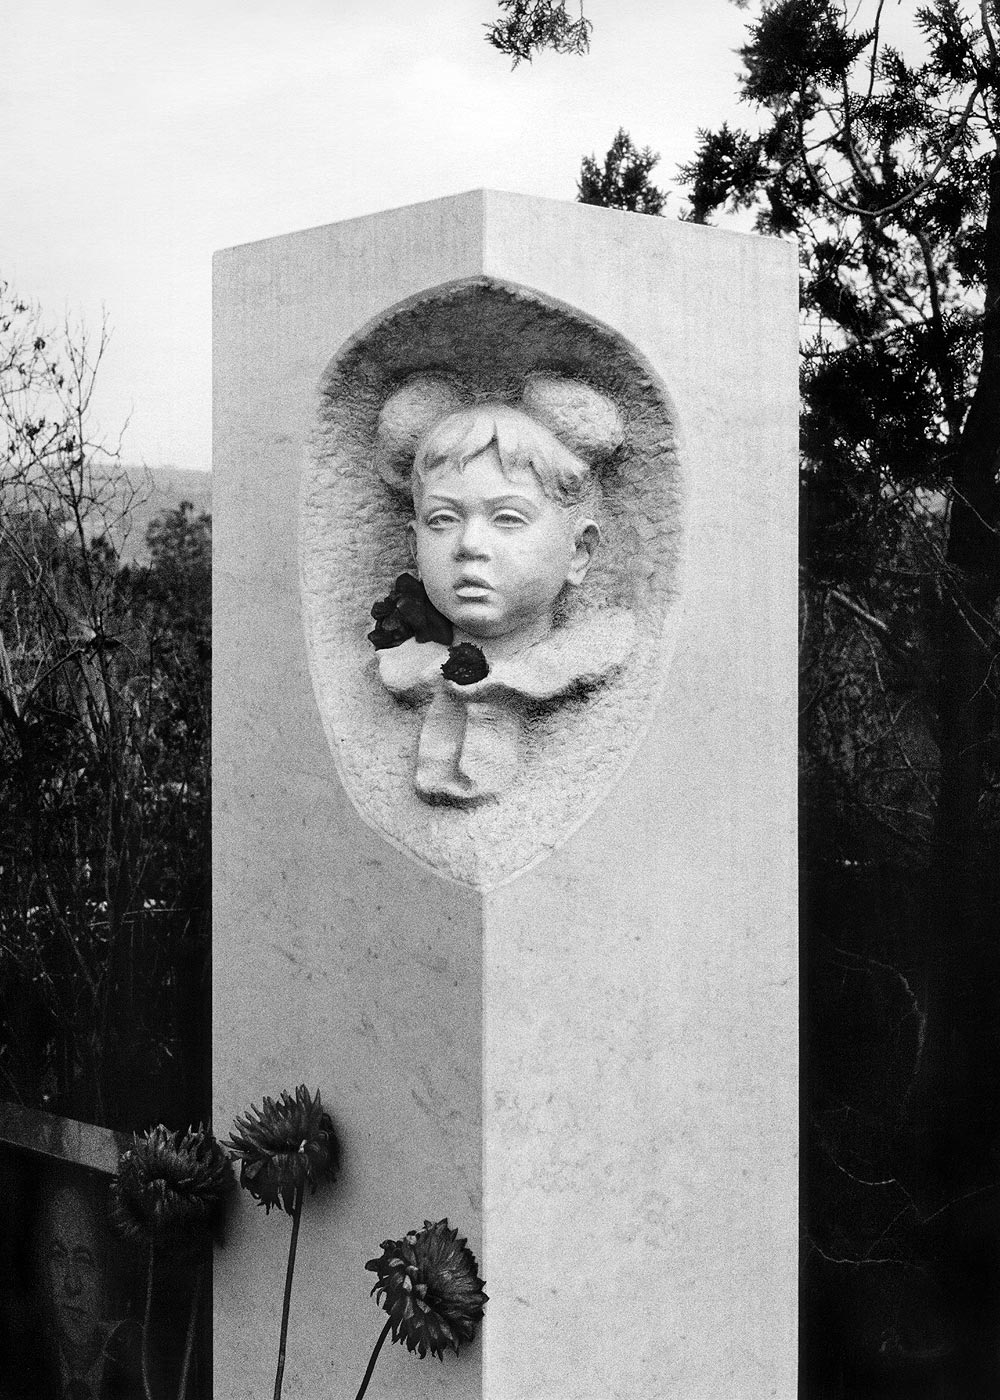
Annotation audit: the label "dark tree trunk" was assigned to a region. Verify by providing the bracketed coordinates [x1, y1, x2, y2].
[935, 149, 1000, 895]
[924, 149, 1000, 1388]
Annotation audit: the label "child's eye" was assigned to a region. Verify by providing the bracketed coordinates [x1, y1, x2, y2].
[424, 511, 458, 529]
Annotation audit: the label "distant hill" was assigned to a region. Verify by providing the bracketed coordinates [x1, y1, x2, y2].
[102, 466, 212, 565]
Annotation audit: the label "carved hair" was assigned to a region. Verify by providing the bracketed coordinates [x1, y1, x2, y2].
[413, 404, 597, 509]
[374, 372, 623, 504]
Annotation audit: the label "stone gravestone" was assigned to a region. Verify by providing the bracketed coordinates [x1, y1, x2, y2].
[214, 190, 798, 1399]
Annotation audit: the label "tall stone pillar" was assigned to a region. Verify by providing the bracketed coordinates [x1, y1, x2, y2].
[213, 190, 798, 1399]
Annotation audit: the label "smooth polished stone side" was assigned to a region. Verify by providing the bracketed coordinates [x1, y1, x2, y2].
[478, 193, 798, 1400]
[213, 195, 488, 1400]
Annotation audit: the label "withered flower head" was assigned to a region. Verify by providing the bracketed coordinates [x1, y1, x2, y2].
[109, 1124, 234, 1256]
[227, 1085, 340, 1214]
[368, 573, 453, 650]
[365, 1218, 487, 1360]
[441, 643, 489, 685]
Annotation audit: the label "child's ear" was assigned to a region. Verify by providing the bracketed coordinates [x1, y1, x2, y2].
[566, 518, 600, 587]
[406, 521, 418, 565]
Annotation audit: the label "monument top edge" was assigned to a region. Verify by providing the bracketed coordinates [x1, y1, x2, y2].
[212, 187, 796, 263]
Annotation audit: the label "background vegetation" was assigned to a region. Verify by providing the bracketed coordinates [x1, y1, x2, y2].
[0, 285, 211, 1131]
[2, 0, 998, 1391]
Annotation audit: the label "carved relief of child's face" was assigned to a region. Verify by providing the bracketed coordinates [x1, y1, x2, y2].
[410, 444, 598, 646]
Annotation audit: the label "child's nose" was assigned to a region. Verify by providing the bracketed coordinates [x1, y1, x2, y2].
[454, 518, 490, 559]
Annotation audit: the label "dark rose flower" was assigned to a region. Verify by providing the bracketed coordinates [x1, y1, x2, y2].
[109, 1124, 234, 1256]
[228, 1085, 340, 1214]
[441, 643, 489, 685]
[365, 1218, 487, 1360]
[368, 574, 453, 649]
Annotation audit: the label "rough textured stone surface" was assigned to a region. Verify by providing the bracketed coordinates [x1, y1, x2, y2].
[301, 277, 684, 887]
[214, 190, 798, 1400]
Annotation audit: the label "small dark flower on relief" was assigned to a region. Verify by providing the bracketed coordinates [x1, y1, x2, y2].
[365, 1218, 488, 1360]
[441, 643, 489, 685]
[227, 1085, 340, 1214]
[368, 573, 453, 649]
[109, 1124, 234, 1256]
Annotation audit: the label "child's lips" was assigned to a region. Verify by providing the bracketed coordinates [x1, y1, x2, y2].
[454, 576, 492, 598]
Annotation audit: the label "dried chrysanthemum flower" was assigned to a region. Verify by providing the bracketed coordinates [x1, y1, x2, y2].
[227, 1084, 340, 1214]
[109, 1124, 234, 1256]
[368, 573, 453, 650]
[365, 1218, 487, 1360]
[228, 1087, 341, 1400]
[441, 642, 489, 685]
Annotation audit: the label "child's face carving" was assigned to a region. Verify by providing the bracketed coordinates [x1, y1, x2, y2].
[410, 445, 598, 645]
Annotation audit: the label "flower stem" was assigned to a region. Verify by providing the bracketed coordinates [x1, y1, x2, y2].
[176, 1259, 204, 1400]
[141, 1243, 156, 1400]
[353, 1318, 393, 1400]
[272, 1178, 305, 1400]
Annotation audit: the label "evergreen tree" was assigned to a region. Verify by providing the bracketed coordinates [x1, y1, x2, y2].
[485, 0, 591, 65]
[578, 129, 667, 214]
[680, 1, 1000, 894]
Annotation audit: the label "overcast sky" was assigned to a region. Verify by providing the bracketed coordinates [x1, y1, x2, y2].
[5, 0, 760, 470]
